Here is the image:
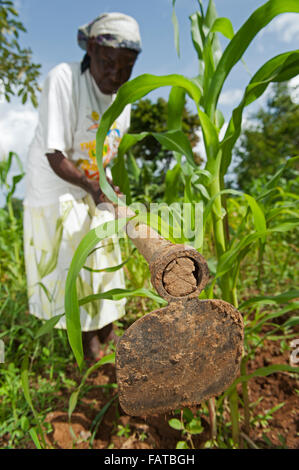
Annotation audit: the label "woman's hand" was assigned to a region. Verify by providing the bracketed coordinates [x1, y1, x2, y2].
[87, 179, 105, 205]
[106, 176, 121, 196]
[46, 151, 121, 205]
[87, 177, 122, 205]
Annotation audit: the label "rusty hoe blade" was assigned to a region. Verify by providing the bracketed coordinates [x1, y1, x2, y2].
[102, 198, 243, 416]
[115, 243, 244, 417]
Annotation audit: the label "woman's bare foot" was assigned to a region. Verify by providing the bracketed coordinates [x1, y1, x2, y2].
[83, 324, 120, 361]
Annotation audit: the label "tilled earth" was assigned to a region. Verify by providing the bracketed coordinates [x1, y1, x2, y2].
[40, 337, 298, 450]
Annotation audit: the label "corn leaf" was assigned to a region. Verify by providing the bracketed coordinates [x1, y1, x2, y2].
[211, 17, 234, 40]
[65, 218, 129, 370]
[206, 0, 299, 117]
[245, 303, 299, 335]
[171, 0, 180, 57]
[35, 314, 64, 339]
[68, 353, 115, 419]
[83, 250, 135, 273]
[111, 152, 131, 204]
[167, 86, 186, 130]
[29, 428, 42, 449]
[222, 364, 299, 402]
[78, 287, 167, 307]
[95, 74, 202, 204]
[164, 163, 182, 204]
[240, 290, 299, 309]
[118, 129, 196, 168]
[221, 50, 299, 173]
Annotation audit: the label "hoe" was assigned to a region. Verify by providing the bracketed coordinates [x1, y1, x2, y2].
[110, 202, 244, 416]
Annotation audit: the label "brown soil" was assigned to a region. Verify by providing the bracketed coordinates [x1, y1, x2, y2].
[41, 336, 299, 450]
[163, 257, 197, 296]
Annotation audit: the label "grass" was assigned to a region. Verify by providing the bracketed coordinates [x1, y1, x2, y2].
[0, 194, 298, 449]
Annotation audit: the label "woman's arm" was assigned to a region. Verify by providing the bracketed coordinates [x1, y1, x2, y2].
[46, 151, 103, 204]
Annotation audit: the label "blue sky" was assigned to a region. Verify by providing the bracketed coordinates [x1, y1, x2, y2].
[0, 0, 299, 201]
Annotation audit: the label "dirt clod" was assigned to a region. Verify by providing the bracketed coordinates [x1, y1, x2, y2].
[163, 257, 197, 297]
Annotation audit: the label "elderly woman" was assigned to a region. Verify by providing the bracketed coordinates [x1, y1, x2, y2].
[23, 13, 141, 359]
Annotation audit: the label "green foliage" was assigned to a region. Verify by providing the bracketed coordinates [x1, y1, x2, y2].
[0, 0, 41, 106]
[1, 0, 299, 451]
[169, 408, 205, 449]
[124, 97, 201, 202]
[130, 97, 201, 163]
[62, 2, 299, 449]
[234, 83, 299, 191]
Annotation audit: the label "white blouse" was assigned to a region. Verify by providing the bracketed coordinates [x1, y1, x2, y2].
[24, 62, 130, 206]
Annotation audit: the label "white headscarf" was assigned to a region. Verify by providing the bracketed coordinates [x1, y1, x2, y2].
[78, 12, 142, 53]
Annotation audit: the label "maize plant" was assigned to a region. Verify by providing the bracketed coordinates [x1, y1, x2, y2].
[64, 0, 299, 447]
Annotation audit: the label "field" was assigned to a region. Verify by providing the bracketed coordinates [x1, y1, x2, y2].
[0, 196, 298, 450]
[1, 0, 299, 451]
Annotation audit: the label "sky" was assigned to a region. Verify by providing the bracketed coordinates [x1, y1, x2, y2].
[0, 0, 299, 202]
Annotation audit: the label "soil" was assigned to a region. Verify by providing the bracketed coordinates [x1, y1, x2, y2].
[41, 335, 299, 450]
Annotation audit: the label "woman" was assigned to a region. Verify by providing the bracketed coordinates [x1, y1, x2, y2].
[23, 13, 141, 359]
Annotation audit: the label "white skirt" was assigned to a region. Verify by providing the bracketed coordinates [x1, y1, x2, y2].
[23, 192, 126, 331]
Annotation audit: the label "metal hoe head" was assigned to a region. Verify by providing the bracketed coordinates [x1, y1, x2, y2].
[115, 245, 244, 416]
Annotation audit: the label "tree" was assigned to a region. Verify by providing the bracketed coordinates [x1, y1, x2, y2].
[234, 82, 299, 192]
[126, 97, 202, 202]
[130, 97, 201, 164]
[0, 0, 41, 106]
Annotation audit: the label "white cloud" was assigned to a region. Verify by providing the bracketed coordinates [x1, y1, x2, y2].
[0, 104, 37, 203]
[289, 75, 299, 104]
[265, 13, 299, 43]
[218, 88, 243, 106]
[0, 105, 38, 164]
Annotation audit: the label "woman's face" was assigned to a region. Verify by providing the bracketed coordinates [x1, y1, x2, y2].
[87, 40, 138, 95]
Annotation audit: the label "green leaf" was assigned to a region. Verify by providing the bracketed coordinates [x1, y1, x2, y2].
[168, 86, 186, 130]
[245, 303, 299, 335]
[68, 353, 115, 420]
[118, 129, 196, 168]
[20, 416, 30, 432]
[168, 418, 184, 431]
[183, 407, 194, 422]
[21, 355, 34, 412]
[206, 0, 299, 118]
[164, 163, 182, 204]
[211, 17, 234, 39]
[205, 0, 219, 28]
[283, 316, 299, 328]
[90, 396, 118, 446]
[83, 250, 135, 273]
[78, 287, 167, 307]
[172, 0, 180, 57]
[65, 218, 129, 370]
[111, 151, 131, 204]
[29, 428, 42, 449]
[240, 290, 299, 309]
[221, 50, 299, 174]
[176, 441, 189, 449]
[197, 108, 219, 161]
[127, 151, 140, 181]
[189, 12, 204, 62]
[35, 314, 65, 339]
[186, 418, 204, 434]
[153, 130, 195, 166]
[117, 132, 148, 159]
[95, 74, 201, 204]
[223, 364, 299, 400]
[244, 194, 267, 236]
[68, 390, 80, 419]
[21, 92, 27, 104]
